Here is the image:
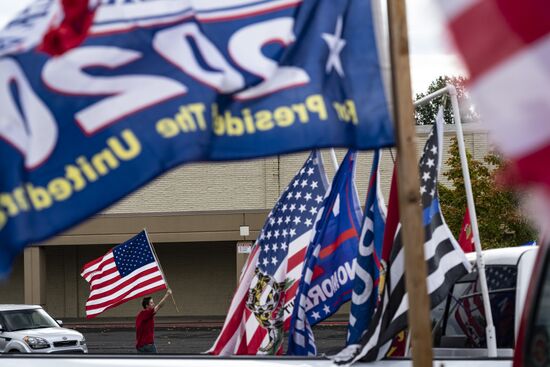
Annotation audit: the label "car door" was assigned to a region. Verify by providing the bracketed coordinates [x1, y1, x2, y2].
[0, 313, 8, 352]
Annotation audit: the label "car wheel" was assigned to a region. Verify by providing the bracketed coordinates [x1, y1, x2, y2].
[7, 349, 21, 353]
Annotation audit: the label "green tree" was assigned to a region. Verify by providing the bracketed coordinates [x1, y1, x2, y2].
[438, 138, 537, 249]
[415, 75, 478, 125]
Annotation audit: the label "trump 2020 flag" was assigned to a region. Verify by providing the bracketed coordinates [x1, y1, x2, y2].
[288, 150, 362, 356]
[0, 0, 393, 277]
[209, 151, 328, 355]
[347, 150, 386, 345]
[334, 109, 471, 364]
[80, 230, 167, 318]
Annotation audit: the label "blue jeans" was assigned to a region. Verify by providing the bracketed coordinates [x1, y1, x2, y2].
[137, 343, 157, 353]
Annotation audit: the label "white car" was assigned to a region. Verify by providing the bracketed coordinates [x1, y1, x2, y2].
[0, 305, 87, 354]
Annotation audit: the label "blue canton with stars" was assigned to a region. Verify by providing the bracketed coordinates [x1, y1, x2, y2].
[113, 231, 156, 277]
[257, 151, 328, 277]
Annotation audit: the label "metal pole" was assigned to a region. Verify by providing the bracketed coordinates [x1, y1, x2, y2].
[447, 85, 497, 357]
[143, 228, 180, 313]
[413, 85, 498, 357]
[329, 148, 339, 171]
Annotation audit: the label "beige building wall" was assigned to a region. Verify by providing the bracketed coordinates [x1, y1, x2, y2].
[105, 124, 489, 215]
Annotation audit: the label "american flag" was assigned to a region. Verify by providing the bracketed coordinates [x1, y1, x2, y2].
[209, 151, 328, 355]
[81, 230, 167, 318]
[439, 1, 550, 231]
[334, 109, 471, 364]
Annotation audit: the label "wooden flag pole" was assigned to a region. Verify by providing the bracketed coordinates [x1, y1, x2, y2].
[143, 229, 180, 313]
[387, 1, 433, 366]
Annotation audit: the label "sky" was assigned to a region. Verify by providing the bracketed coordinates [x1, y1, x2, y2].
[0, 0, 466, 94]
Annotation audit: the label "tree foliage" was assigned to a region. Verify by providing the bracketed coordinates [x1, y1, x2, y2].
[438, 138, 537, 249]
[415, 75, 479, 125]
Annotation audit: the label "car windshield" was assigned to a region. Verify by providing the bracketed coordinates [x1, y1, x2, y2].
[2, 308, 59, 331]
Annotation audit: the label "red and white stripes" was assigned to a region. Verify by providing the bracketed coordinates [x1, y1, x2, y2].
[80, 250, 166, 318]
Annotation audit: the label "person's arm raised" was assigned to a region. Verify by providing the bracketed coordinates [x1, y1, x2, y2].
[154, 289, 172, 313]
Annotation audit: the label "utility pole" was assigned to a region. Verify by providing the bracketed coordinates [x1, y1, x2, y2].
[387, 0, 433, 366]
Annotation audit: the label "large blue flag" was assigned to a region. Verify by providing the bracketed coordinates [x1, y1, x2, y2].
[288, 150, 362, 356]
[0, 0, 393, 277]
[347, 149, 386, 345]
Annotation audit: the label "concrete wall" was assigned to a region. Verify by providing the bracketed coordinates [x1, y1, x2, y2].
[104, 124, 489, 215]
[0, 256, 24, 304]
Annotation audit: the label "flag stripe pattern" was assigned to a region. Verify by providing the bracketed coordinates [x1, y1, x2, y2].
[440, 0, 550, 192]
[81, 230, 167, 318]
[288, 150, 362, 356]
[347, 149, 386, 345]
[334, 109, 471, 364]
[209, 151, 328, 355]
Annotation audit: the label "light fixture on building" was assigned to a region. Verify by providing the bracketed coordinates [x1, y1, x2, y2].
[239, 225, 250, 237]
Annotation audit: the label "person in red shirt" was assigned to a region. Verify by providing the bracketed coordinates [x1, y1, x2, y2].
[136, 289, 172, 353]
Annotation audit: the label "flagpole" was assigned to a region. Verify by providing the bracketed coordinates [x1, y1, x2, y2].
[329, 148, 339, 171]
[387, 1, 433, 366]
[413, 85, 498, 357]
[143, 229, 180, 313]
[447, 85, 497, 357]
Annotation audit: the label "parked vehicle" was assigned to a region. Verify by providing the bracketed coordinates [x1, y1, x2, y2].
[0, 246, 538, 365]
[513, 242, 550, 367]
[0, 305, 87, 354]
[431, 246, 537, 358]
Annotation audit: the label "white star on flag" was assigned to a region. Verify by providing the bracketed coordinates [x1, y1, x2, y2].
[322, 16, 346, 77]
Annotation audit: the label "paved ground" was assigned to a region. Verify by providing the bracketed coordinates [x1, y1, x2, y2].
[77, 324, 348, 355]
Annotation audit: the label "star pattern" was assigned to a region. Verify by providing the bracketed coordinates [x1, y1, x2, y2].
[258, 152, 327, 275]
[322, 16, 346, 77]
[113, 232, 155, 277]
[419, 127, 441, 210]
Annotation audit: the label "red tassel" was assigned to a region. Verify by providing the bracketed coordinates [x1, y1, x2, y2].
[40, 0, 97, 56]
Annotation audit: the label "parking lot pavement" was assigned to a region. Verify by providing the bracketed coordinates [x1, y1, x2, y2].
[78, 325, 348, 355]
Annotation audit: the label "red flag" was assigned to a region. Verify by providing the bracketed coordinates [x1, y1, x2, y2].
[458, 207, 475, 253]
[381, 164, 399, 264]
[40, 0, 98, 56]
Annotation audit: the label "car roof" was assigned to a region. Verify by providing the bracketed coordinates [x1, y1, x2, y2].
[0, 304, 42, 312]
[466, 246, 538, 266]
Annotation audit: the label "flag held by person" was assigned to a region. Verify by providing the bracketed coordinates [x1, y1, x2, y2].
[334, 108, 471, 364]
[209, 151, 329, 355]
[347, 149, 386, 346]
[288, 150, 363, 356]
[81, 230, 167, 318]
